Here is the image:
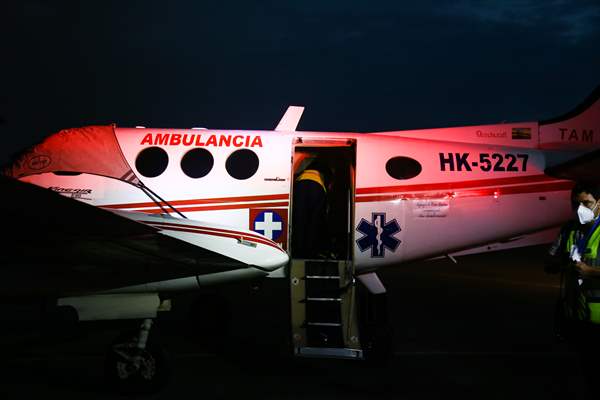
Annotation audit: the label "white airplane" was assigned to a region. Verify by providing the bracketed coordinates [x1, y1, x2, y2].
[2, 86, 599, 392]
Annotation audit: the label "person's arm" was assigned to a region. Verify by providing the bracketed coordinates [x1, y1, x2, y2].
[545, 229, 568, 274]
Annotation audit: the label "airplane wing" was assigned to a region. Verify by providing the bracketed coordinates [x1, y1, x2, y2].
[0, 176, 287, 297]
[445, 227, 560, 257]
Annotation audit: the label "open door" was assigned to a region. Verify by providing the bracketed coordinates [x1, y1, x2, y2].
[290, 139, 356, 260]
[289, 138, 362, 358]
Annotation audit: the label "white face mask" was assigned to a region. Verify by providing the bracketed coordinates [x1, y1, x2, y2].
[577, 201, 598, 224]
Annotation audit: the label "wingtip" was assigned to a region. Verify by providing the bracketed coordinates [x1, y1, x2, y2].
[275, 105, 305, 131]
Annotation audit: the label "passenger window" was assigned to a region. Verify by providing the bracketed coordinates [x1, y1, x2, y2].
[135, 147, 169, 178]
[226, 149, 259, 180]
[385, 156, 422, 180]
[181, 148, 214, 178]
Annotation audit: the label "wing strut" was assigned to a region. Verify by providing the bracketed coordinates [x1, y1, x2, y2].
[138, 183, 188, 219]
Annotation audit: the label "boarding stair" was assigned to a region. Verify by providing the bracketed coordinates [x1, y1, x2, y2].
[290, 259, 363, 359]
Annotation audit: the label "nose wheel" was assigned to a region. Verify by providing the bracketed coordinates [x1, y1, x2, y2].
[105, 319, 169, 394]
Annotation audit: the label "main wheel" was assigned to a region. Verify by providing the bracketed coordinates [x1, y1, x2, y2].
[104, 328, 170, 394]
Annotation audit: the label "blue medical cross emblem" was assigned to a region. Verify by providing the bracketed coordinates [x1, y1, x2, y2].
[356, 213, 401, 258]
[253, 210, 284, 240]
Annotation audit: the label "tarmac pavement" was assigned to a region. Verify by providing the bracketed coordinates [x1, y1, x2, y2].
[0, 245, 592, 399]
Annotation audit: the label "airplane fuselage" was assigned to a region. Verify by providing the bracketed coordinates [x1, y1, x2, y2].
[22, 125, 573, 273]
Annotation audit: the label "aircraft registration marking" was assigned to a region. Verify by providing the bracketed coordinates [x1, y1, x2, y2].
[439, 152, 529, 172]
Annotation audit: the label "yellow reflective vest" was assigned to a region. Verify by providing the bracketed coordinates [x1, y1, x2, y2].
[565, 223, 600, 324]
[296, 169, 326, 193]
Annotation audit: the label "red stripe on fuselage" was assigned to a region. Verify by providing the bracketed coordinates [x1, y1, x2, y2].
[356, 180, 573, 202]
[133, 201, 289, 214]
[101, 193, 289, 210]
[101, 175, 570, 211]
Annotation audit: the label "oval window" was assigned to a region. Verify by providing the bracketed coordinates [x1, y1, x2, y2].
[226, 149, 259, 180]
[181, 148, 214, 178]
[135, 147, 169, 178]
[385, 156, 422, 180]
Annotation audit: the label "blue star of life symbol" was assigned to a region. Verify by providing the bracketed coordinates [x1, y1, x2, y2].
[253, 210, 283, 240]
[356, 212, 401, 258]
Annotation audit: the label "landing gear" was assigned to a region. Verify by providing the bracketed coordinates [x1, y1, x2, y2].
[357, 286, 394, 364]
[104, 319, 169, 394]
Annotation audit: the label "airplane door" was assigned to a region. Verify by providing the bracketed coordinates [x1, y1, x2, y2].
[289, 138, 362, 358]
[290, 139, 356, 261]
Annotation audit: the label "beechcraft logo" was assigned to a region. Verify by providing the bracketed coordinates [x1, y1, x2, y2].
[356, 213, 401, 258]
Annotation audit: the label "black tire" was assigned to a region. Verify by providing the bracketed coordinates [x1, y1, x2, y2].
[104, 327, 170, 394]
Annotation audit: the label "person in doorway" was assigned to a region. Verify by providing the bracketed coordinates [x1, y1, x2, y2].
[292, 158, 332, 259]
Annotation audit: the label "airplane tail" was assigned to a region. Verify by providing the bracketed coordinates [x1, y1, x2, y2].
[542, 86, 600, 182]
[539, 85, 600, 150]
[373, 85, 600, 152]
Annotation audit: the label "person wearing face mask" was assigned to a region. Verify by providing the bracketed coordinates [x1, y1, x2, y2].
[571, 184, 600, 278]
[546, 183, 600, 399]
[548, 183, 600, 337]
[560, 182, 600, 400]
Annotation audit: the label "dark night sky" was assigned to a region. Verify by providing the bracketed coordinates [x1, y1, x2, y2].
[1, 1, 599, 164]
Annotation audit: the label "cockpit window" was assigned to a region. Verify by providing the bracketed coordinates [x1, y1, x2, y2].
[136, 147, 169, 178]
[226, 149, 259, 180]
[385, 156, 422, 180]
[181, 148, 214, 178]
